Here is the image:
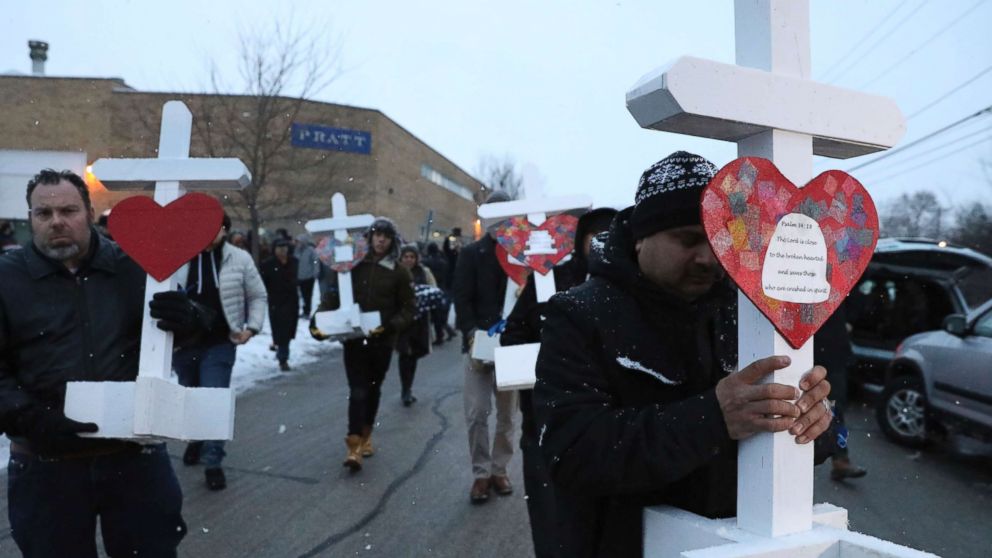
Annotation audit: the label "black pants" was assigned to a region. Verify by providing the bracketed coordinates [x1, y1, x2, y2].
[298, 278, 315, 316]
[431, 296, 454, 339]
[519, 389, 560, 558]
[398, 353, 418, 394]
[8, 444, 186, 558]
[343, 340, 394, 435]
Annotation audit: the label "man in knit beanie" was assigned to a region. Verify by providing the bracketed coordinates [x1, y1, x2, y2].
[531, 151, 835, 557]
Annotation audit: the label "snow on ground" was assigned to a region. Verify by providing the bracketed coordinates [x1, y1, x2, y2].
[0, 317, 340, 469]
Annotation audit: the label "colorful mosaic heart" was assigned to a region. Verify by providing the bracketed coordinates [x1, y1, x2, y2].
[494, 214, 578, 275]
[315, 233, 368, 273]
[495, 243, 532, 286]
[108, 193, 223, 282]
[701, 157, 879, 349]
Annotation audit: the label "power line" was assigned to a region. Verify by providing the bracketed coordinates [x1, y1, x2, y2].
[860, 0, 987, 90]
[826, 0, 928, 85]
[847, 105, 992, 172]
[818, 0, 911, 83]
[862, 134, 992, 185]
[906, 63, 992, 121]
[855, 123, 992, 178]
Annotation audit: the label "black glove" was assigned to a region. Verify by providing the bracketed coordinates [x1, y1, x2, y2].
[149, 290, 214, 336]
[14, 405, 99, 456]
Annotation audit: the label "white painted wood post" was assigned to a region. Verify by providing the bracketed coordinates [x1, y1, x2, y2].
[626, 0, 914, 552]
[64, 100, 250, 441]
[733, 0, 815, 537]
[305, 193, 379, 337]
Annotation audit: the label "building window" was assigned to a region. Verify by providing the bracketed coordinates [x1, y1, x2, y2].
[421, 164, 474, 201]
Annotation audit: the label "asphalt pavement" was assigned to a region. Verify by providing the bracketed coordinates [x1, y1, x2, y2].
[0, 339, 988, 557]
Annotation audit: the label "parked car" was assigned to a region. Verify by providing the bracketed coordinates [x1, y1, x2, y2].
[844, 238, 992, 390]
[876, 297, 992, 449]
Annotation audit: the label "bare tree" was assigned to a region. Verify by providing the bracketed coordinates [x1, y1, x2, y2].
[476, 155, 524, 201]
[880, 190, 946, 239]
[948, 201, 992, 255]
[193, 18, 343, 261]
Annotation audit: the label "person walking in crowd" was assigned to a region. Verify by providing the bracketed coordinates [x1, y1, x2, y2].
[0, 169, 210, 557]
[816, 306, 868, 481]
[444, 227, 468, 352]
[260, 238, 299, 371]
[453, 191, 518, 504]
[422, 241, 457, 345]
[175, 212, 267, 491]
[1, 221, 21, 253]
[295, 233, 320, 318]
[534, 152, 836, 557]
[396, 244, 437, 406]
[500, 206, 616, 558]
[312, 218, 415, 471]
[227, 229, 248, 250]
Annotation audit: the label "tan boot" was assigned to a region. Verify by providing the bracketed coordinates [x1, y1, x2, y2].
[360, 426, 375, 458]
[343, 435, 363, 471]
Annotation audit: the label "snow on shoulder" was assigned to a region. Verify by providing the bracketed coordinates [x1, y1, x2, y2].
[615, 355, 679, 385]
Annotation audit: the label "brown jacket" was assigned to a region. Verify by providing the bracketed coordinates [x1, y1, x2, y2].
[319, 255, 415, 345]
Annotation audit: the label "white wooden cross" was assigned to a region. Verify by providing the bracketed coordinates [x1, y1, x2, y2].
[480, 195, 592, 389]
[64, 100, 250, 441]
[305, 193, 379, 339]
[627, 2, 933, 557]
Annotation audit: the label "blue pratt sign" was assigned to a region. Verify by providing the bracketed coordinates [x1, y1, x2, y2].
[291, 123, 372, 155]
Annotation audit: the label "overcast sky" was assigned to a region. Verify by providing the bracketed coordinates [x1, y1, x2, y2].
[3, 0, 990, 214]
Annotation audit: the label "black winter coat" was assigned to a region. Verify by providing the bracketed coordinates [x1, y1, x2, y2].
[0, 233, 145, 455]
[453, 235, 507, 334]
[533, 209, 743, 558]
[534, 209, 835, 557]
[319, 256, 415, 347]
[260, 256, 299, 346]
[421, 253, 449, 292]
[396, 264, 432, 358]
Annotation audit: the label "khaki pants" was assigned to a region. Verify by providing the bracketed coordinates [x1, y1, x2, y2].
[464, 357, 518, 479]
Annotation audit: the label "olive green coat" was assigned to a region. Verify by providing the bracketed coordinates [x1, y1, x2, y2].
[318, 256, 415, 345]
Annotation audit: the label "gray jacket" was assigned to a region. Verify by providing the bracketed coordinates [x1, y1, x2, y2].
[180, 243, 267, 333]
[295, 242, 319, 281]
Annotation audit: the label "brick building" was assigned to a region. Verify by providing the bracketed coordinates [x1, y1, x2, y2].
[0, 74, 485, 245]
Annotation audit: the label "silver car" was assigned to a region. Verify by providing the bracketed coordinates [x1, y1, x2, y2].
[878, 298, 992, 449]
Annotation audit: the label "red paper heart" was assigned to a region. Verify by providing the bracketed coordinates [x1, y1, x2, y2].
[495, 214, 578, 275]
[701, 157, 879, 348]
[496, 243, 532, 286]
[108, 193, 224, 282]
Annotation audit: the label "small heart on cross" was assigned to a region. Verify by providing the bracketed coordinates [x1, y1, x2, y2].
[495, 214, 578, 275]
[701, 157, 879, 348]
[108, 193, 224, 282]
[316, 233, 369, 273]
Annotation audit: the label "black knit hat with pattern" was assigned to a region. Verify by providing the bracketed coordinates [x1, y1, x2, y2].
[630, 151, 718, 240]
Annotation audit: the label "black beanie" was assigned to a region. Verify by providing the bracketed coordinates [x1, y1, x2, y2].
[630, 151, 718, 240]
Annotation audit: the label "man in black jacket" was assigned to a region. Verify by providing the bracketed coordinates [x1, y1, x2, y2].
[453, 191, 518, 503]
[533, 152, 834, 557]
[0, 169, 209, 557]
[501, 206, 617, 558]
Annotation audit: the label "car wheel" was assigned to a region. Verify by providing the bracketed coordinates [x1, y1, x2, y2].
[876, 376, 929, 448]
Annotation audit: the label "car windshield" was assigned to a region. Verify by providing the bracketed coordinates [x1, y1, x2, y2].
[954, 266, 992, 311]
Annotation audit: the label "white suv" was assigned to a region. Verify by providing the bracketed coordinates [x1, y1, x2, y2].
[877, 297, 992, 449]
